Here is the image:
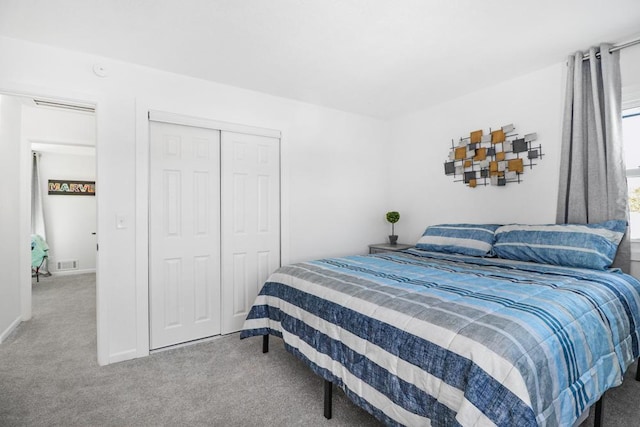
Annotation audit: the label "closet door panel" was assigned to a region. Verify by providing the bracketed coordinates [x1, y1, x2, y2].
[221, 131, 280, 334]
[149, 121, 221, 350]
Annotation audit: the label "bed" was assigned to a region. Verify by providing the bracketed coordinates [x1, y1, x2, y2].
[240, 222, 640, 426]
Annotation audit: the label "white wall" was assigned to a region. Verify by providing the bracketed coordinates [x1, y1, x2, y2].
[5, 33, 637, 363]
[0, 36, 390, 364]
[388, 63, 565, 242]
[388, 44, 640, 280]
[36, 152, 96, 274]
[0, 95, 27, 342]
[23, 106, 96, 146]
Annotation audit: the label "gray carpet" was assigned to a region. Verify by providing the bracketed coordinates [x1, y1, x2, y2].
[0, 274, 638, 426]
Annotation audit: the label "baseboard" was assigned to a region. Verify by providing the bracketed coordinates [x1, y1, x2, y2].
[0, 316, 22, 344]
[51, 268, 96, 277]
[150, 334, 226, 354]
[108, 348, 139, 365]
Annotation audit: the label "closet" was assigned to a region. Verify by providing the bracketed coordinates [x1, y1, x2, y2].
[148, 113, 280, 350]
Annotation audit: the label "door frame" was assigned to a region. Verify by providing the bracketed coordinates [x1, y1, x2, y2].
[0, 86, 101, 357]
[138, 108, 282, 354]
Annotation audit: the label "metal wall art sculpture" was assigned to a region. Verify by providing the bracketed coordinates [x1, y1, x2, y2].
[443, 124, 542, 188]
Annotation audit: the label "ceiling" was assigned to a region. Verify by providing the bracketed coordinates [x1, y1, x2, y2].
[1, 0, 640, 118]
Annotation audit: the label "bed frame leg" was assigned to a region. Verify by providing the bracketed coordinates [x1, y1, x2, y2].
[324, 379, 333, 419]
[636, 358, 640, 381]
[594, 394, 604, 427]
[262, 335, 269, 353]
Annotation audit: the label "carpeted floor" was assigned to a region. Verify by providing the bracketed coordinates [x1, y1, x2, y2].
[0, 274, 378, 426]
[1, 273, 639, 426]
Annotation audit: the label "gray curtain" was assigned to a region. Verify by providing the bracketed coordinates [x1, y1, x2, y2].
[31, 151, 47, 239]
[556, 44, 629, 272]
[31, 151, 49, 274]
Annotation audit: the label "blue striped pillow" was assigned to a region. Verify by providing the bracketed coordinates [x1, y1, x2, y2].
[493, 220, 626, 270]
[415, 224, 500, 257]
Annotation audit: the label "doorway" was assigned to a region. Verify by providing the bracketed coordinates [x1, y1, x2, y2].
[0, 91, 97, 345]
[27, 103, 97, 278]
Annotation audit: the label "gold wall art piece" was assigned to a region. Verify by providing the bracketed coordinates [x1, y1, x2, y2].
[443, 124, 542, 188]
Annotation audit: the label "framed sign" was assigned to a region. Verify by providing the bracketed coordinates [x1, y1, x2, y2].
[48, 180, 96, 196]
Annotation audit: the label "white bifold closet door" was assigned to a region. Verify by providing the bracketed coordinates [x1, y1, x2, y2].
[149, 121, 222, 350]
[149, 117, 280, 349]
[221, 131, 280, 334]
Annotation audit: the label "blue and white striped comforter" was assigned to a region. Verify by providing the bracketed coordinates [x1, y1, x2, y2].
[240, 249, 640, 426]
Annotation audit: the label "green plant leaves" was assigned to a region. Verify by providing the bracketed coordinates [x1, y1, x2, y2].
[386, 211, 400, 223]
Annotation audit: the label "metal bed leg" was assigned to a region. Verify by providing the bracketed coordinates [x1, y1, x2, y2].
[262, 335, 269, 353]
[594, 395, 604, 427]
[636, 358, 640, 381]
[324, 379, 333, 419]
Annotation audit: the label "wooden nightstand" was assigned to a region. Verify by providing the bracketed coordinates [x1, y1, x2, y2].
[368, 243, 413, 254]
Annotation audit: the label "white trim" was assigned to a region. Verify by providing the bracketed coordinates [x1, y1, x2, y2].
[137, 105, 286, 360]
[0, 84, 106, 366]
[630, 241, 640, 261]
[148, 110, 281, 139]
[19, 105, 32, 322]
[29, 138, 95, 148]
[50, 268, 96, 277]
[94, 98, 108, 366]
[149, 333, 227, 354]
[31, 142, 95, 156]
[108, 348, 139, 365]
[134, 99, 151, 360]
[280, 131, 290, 266]
[622, 87, 640, 110]
[0, 316, 21, 343]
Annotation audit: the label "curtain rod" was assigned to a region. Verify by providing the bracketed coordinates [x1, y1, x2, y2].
[582, 37, 640, 61]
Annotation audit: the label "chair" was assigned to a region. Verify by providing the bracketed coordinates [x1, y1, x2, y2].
[31, 234, 49, 282]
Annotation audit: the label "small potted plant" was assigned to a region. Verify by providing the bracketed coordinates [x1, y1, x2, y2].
[386, 211, 400, 245]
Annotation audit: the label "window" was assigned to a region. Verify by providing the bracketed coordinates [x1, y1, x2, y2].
[624, 107, 640, 239]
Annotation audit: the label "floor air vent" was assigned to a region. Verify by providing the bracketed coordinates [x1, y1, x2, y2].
[57, 260, 78, 271]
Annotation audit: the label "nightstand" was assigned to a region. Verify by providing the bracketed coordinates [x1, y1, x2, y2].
[368, 243, 413, 254]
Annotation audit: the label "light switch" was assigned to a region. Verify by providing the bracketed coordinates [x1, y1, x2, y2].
[116, 214, 128, 229]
